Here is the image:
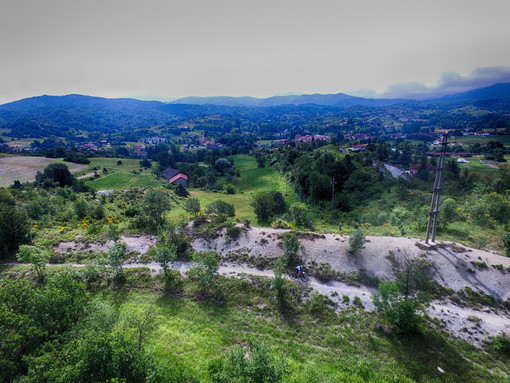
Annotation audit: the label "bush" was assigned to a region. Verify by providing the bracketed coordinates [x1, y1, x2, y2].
[208, 340, 288, 383]
[205, 200, 235, 217]
[313, 262, 337, 283]
[282, 233, 300, 267]
[501, 233, 510, 257]
[348, 229, 365, 255]
[226, 225, 242, 239]
[271, 218, 292, 229]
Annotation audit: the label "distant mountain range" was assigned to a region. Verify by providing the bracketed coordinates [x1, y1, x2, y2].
[0, 83, 509, 139]
[170, 82, 510, 107]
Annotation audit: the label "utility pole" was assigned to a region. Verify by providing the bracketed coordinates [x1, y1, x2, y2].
[425, 132, 448, 244]
[330, 177, 335, 225]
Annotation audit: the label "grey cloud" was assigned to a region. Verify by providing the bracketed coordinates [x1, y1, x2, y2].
[347, 66, 510, 100]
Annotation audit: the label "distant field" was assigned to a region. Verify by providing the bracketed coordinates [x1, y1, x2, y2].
[168, 154, 298, 222]
[85, 157, 162, 190]
[0, 156, 87, 186]
[454, 135, 510, 146]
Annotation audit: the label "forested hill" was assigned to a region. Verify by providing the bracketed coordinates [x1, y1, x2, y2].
[171, 93, 410, 108]
[0, 95, 207, 137]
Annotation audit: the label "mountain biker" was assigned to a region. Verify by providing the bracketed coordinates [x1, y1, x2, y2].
[294, 265, 304, 277]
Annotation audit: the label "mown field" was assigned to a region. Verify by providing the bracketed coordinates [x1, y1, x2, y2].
[0, 155, 87, 186]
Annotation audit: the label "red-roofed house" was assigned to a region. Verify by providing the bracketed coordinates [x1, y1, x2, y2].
[169, 173, 188, 187]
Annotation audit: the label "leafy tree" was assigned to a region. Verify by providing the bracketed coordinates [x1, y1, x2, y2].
[251, 191, 287, 223]
[439, 198, 458, 228]
[188, 251, 220, 293]
[289, 202, 311, 228]
[175, 183, 189, 197]
[223, 183, 236, 194]
[134, 188, 170, 231]
[372, 281, 425, 334]
[205, 200, 235, 217]
[153, 245, 177, 280]
[282, 233, 300, 267]
[271, 261, 287, 309]
[348, 229, 365, 255]
[214, 158, 232, 175]
[35, 163, 74, 189]
[0, 202, 30, 257]
[17, 245, 49, 281]
[107, 241, 127, 282]
[184, 197, 201, 217]
[502, 233, 510, 257]
[139, 158, 152, 168]
[122, 307, 158, 351]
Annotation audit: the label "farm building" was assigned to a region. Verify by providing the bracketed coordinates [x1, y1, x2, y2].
[169, 173, 188, 187]
[162, 167, 179, 181]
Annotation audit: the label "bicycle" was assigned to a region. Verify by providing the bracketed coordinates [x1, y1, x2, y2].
[289, 270, 309, 282]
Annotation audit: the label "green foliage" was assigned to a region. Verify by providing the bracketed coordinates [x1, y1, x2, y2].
[175, 183, 189, 197]
[348, 229, 365, 255]
[271, 261, 287, 309]
[206, 200, 236, 217]
[373, 281, 426, 334]
[0, 200, 30, 257]
[271, 218, 292, 229]
[251, 191, 287, 223]
[501, 233, 510, 257]
[35, 163, 75, 189]
[223, 183, 236, 194]
[17, 245, 50, 281]
[152, 245, 177, 280]
[282, 233, 300, 267]
[312, 262, 337, 283]
[289, 202, 312, 229]
[487, 332, 510, 355]
[183, 197, 201, 217]
[107, 241, 127, 282]
[439, 198, 458, 228]
[208, 340, 288, 383]
[134, 188, 170, 231]
[213, 158, 232, 175]
[188, 251, 220, 291]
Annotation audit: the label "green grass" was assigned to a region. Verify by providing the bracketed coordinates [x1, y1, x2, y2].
[92, 276, 509, 383]
[168, 155, 298, 223]
[84, 157, 163, 190]
[454, 135, 510, 146]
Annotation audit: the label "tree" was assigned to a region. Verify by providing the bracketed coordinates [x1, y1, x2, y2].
[289, 202, 311, 228]
[348, 229, 365, 255]
[0, 202, 30, 258]
[205, 200, 235, 217]
[175, 183, 189, 197]
[282, 233, 300, 267]
[139, 158, 152, 168]
[251, 191, 287, 223]
[35, 163, 74, 188]
[214, 158, 232, 175]
[17, 245, 49, 281]
[183, 197, 201, 217]
[439, 198, 458, 228]
[502, 233, 510, 257]
[373, 255, 432, 334]
[107, 241, 127, 282]
[188, 251, 220, 293]
[136, 188, 170, 231]
[153, 245, 177, 280]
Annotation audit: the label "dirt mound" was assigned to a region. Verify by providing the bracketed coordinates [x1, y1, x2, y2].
[193, 226, 510, 303]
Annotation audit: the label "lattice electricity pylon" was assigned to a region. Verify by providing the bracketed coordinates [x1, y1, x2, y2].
[425, 132, 448, 244]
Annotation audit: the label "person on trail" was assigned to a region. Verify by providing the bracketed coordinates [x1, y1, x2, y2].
[294, 265, 304, 277]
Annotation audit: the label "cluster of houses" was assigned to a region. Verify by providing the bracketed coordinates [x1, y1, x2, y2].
[78, 140, 111, 151]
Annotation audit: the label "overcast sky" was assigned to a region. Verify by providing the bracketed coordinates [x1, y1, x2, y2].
[1, 0, 510, 104]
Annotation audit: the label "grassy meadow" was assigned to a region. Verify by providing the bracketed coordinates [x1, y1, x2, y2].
[168, 154, 298, 222]
[83, 157, 163, 190]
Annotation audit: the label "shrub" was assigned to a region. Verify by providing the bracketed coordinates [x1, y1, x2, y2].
[313, 262, 337, 283]
[501, 233, 510, 257]
[226, 225, 242, 239]
[282, 233, 300, 267]
[271, 218, 293, 229]
[205, 200, 235, 217]
[348, 229, 365, 255]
